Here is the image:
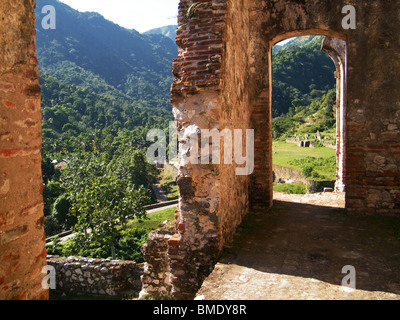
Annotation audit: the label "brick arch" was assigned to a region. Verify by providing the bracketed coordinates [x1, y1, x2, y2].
[267, 30, 349, 197]
[320, 35, 348, 193]
[271, 29, 346, 47]
[245, 30, 349, 210]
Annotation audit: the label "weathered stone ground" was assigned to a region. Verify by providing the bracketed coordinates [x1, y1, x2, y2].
[197, 192, 400, 300]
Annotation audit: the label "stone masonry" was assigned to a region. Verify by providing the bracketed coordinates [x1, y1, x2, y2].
[166, 0, 400, 299]
[47, 256, 143, 298]
[139, 222, 175, 300]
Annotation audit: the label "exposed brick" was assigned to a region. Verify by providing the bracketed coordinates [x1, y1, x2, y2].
[0, 146, 40, 158]
[21, 84, 40, 97]
[167, 233, 182, 246]
[2, 100, 17, 109]
[0, 225, 29, 245]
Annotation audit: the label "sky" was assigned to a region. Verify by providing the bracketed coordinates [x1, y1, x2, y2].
[58, 0, 180, 33]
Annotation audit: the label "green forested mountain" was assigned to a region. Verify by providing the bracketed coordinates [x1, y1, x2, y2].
[143, 25, 178, 41]
[35, 0, 177, 110]
[272, 36, 337, 140]
[35, 0, 177, 156]
[272, 35, 336, 117]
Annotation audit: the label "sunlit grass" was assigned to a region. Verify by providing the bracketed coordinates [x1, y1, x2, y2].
[273, 141, 336, 180]
[127, 206, 176, 231]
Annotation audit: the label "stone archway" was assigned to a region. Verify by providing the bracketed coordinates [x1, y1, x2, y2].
[321, 36, 347, 193]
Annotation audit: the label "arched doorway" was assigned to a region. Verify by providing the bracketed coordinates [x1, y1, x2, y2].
[270, 33, 347, 202]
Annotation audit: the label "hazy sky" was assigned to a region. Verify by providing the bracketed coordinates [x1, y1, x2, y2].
[59, 0, 180, 33]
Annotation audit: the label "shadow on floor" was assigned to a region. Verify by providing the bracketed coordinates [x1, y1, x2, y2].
[217, 199, 400, 296]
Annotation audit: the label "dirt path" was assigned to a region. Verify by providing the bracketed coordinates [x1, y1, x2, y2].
[198, 193, 400, 300]
[152, 183, 168, 202]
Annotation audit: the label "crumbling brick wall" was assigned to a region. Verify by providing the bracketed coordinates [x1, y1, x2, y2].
[0, 0, 47, 300]
[170, 0, 228, 299]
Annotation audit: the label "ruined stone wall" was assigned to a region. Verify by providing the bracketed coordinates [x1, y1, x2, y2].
[168, 0, 400, 299]
[273, 164, 307, 185]
[139, 223, 175, 300]
[344, 1, 400, 215]
[170, 0, 227, 299]
[0, 0, 48, 300]
[47, 256, 143, 298]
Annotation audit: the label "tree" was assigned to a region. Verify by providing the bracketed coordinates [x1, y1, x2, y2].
[42, 181, 64, 216]
[52, 193, 76, 230]
[41, 156, 56, 185]
[69, 174, 149, 259]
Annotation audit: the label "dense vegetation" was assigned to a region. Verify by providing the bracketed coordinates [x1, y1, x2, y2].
[36, 0, 177, 110]
[46, 207, 176, 261]
[272, 36, 336, 140]
[271, 36, 338, 192]
[36, 0, 176, 252]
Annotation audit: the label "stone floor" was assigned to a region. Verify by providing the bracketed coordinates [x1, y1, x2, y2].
[197, 192, 400, 300]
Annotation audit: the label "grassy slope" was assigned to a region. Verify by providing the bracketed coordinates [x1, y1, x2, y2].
[127, 206, 176, 231]
[272, 141, 336, 180]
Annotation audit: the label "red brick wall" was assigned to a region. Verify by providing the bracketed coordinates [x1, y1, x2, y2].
[0, 0, 48, 300]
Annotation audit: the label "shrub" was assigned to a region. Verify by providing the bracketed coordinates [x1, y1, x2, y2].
[273, 182, 306, 194]
[302, 165, 314, 178]
[45, 236, 64, 256]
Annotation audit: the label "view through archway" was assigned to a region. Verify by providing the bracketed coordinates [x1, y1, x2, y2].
[271, 35, 347, 208]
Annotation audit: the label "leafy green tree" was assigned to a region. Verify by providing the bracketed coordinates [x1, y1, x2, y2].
[44, 215, 63, 238]
[41, 156, 56, 185]
[42, 181, 64, 216]
[52, 193, 76, 230]
[69, 174, 149, 259]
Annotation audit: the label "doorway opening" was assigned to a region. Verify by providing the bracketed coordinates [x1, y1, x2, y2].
[270, 34, 347, 208]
